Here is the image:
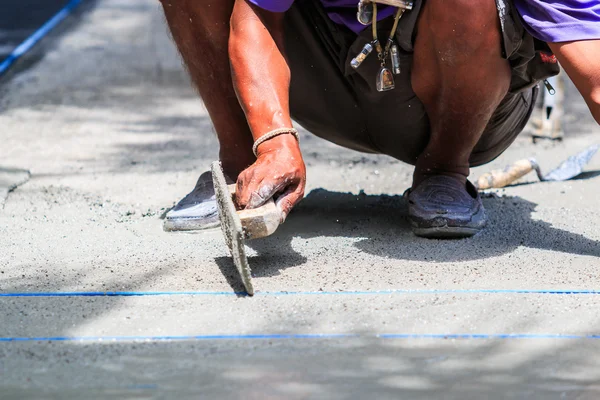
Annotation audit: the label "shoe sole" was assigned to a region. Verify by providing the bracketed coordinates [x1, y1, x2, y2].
[411, 225, 483, 239]
[410, 203, 487, 239]
[163, 218, 220, 232]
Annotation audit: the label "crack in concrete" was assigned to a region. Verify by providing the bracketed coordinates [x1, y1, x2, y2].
[0, 166, 30, 208]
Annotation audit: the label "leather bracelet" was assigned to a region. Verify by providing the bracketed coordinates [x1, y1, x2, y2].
[252, 128, 299, 157]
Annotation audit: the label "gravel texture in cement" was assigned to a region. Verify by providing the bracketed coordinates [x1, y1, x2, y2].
[0, 0, 599, 398]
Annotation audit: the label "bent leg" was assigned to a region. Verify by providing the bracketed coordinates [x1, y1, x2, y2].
[159, 0, 255, 177]
[160, 0, 256, 231]
[411, 0, 511, 187]
[407, 0, 512, 238]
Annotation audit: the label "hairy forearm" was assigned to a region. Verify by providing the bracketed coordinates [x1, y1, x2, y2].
[229, 0, 294, 144]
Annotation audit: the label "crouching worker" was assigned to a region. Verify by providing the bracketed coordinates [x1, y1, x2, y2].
[159, 0, 597, 238]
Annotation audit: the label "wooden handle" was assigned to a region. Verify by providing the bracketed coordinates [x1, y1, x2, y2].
[475, 159, 536, 190]
[228, 184, 281, 240]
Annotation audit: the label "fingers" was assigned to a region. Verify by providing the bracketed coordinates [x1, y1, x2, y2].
[236, 168, 286, 209]
[275, 183, 304, 223]
[235, 150, 306, 216]
[247, 179, 286, 209]
[236, 171, 259, 209]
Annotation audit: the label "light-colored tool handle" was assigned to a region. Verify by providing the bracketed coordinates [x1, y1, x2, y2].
[228, 184, 281, 240]
[475, 159, 536, 190]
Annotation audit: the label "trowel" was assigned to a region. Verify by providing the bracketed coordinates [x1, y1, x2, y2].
[475, 144, 599, 190]
[211, 161, 282, 296]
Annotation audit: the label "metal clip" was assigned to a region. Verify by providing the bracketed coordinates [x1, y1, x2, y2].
[543, 79, 556, 95]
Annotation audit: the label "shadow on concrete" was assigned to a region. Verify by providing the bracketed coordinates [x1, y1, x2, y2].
[294, 189, 599, 260]
[2, 328, 600, 399]
[572, 170, 600, 181]
[214, 256, 249, 295]
[213, 188, 599, 292]
[215, 245, 308, 293]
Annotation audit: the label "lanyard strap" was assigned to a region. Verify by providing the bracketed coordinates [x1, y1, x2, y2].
[372, 4, 405, 59]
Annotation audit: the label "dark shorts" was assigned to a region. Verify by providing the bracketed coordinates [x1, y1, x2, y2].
[283, 0, 545, 167]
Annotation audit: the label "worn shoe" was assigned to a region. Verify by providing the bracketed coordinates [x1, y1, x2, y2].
[163, 171, 225, 232]
[407, 175, 487, 238]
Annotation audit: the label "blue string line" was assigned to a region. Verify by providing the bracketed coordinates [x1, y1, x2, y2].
[0, 334, 359, 342]
[1, 333, 599, 342]
[1, 289, 600, 297]
[377, 333, 599, 339]
[0, 0, 83, 76]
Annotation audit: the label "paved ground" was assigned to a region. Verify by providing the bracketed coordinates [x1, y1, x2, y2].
[0, 1, 599, 398]
[0, 0, 70, 62]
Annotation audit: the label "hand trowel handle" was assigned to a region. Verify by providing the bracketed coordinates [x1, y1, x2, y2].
[228, 184, 282, 240]
[475, 159, 539, 190]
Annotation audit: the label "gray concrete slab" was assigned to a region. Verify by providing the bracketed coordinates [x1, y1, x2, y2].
[0, 0, 599, 398]
[2, 293, 600, 337]
[2, 339, 600, 400]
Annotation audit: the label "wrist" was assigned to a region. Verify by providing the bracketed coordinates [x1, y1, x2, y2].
[255, 132, 300, 156]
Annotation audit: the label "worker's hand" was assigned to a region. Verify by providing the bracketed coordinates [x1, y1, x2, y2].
[236, 134, 306, 222]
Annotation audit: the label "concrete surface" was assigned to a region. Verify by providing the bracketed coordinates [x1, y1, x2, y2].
[0, 167, 30, 208]
[0, 0, 599, 398]
[0, 0, 70, 62]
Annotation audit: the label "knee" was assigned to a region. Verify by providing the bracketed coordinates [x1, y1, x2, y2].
[420, 0, 502, 58]
[158, 0, 186, 9]
[159, 0, 233, 30]
[160, 0, 233, 47]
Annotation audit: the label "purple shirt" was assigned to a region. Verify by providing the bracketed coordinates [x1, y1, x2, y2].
[251, 0, 600, 41]
[249, 0, 395, 33]
[514, 0, 600, 42]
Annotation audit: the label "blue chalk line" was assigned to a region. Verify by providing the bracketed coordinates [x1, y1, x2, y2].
[1, 289, 600, 297]
[1, 333, 600, 342]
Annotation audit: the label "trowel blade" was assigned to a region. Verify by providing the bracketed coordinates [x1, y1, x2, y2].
[543, 144, 599, 182]
[211, 161, 254, 296]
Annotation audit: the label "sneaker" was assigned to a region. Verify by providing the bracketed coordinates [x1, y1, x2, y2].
[163, 171, 226, 232]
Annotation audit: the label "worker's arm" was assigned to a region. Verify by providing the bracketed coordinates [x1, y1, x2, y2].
[548, 40, 600, 125]
[229, 0, 305, 221]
